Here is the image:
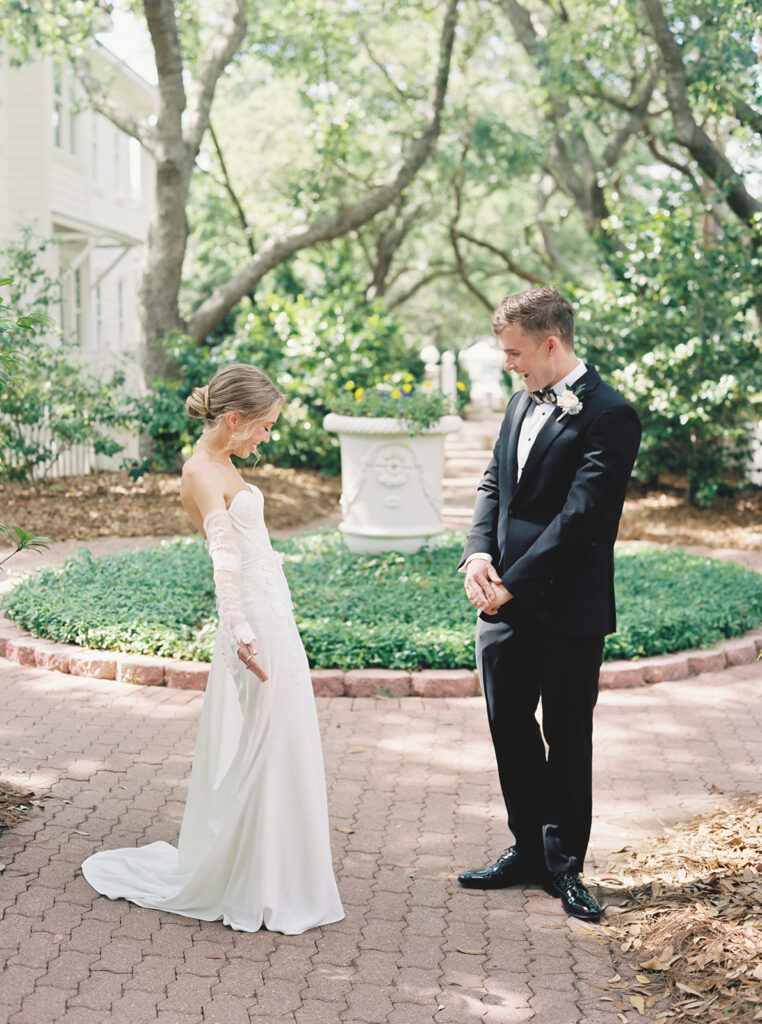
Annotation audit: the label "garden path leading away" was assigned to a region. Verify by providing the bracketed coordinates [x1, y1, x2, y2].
[0, 656, 760, 1024]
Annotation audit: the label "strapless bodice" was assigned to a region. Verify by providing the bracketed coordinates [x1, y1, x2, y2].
[226, 484, 280, 563]
[226, 484, 291, 615]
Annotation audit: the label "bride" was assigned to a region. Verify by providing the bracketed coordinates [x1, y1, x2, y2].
[82, 363, 344, 934]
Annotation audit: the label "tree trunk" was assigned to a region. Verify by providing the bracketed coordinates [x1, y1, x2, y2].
[138, 158, 192, 386]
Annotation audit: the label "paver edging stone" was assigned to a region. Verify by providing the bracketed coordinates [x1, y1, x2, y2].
[0, 623, 759, 695]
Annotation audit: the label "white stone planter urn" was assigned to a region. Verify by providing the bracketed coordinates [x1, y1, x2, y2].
[323, 413, 462, 554]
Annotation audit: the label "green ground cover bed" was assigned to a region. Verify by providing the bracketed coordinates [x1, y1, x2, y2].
[4, 534, 761, 670]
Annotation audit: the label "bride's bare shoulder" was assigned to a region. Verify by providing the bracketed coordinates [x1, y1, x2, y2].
[181, 456, 226, 523]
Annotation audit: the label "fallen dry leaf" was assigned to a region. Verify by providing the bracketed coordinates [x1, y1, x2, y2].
[334, 826, 354, 834]
[456, 947, 486, 956]
[630, 993, 646, 1015]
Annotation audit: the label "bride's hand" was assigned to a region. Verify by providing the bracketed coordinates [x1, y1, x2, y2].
[237, 641, 268, 682]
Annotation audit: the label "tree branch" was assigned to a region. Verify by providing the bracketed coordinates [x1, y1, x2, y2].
[74, 57, 156, 153]
[639, 0, 761, 224]
[387, 268, 458, 310]
[601, 64, 658, 167]
[366, 201, 424, 298]
[360, 32, 412, 101]
[454, 229, 544, 285]
[186, 0, 460, 341]
[208, 121, 255, 256]
[727, 93, 762, 137]
[646, 133, 700, 190]
[144, 0, 186, 148]
[185, 0, 247, 154]
[449, 226, 495, 311]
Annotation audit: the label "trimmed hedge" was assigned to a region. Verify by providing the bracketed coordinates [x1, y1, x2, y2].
[3, 533, 762, 670]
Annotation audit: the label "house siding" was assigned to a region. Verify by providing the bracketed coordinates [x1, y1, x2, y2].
[1, 47, 156, 476]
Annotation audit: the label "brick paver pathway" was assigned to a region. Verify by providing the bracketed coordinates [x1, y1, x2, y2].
[1, 657, 760, 1024]
[2, 414, 761, 1021]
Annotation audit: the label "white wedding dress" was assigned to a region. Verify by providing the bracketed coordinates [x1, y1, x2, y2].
[82, 484, 344, 934]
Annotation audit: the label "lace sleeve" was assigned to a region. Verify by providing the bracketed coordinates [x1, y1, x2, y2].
[203, 508, 256, 660]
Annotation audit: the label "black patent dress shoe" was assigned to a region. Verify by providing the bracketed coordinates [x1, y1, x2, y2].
[547, 871, 601, 920]
[458, 846, 548, 889]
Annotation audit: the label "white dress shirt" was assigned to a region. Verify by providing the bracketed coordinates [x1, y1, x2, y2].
[463, 359, 586, 571]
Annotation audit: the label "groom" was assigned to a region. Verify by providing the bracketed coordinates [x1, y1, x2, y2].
[458, 286, 641, 920]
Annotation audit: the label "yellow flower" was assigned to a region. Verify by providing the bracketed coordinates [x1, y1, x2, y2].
[354, 387, 364, 399]
[402, 384, 412, 393]
[344, 381, 355, 391]
[424, 381, 432, 388]
[391, 389, 401, 398]
[457, 381, 466, 391]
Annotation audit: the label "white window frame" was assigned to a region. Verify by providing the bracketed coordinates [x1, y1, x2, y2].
[117, 279, 125, 350]
[52, 62, 78, 155]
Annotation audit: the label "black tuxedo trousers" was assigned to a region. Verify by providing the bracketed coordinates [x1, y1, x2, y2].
[477, 617, 604, 874]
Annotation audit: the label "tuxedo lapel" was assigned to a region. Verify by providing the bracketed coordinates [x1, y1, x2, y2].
[512, 365, 601, 498]
[514, 407, 572, 495]
[504, 391, 531, 503]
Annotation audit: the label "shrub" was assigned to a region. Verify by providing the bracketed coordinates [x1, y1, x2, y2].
[573, 199, 761, 506]
[137, 289, 424, 476]
[4, 534, 761, 669]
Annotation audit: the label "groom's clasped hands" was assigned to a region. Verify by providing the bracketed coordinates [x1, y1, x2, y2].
[465, 558, 513, 616]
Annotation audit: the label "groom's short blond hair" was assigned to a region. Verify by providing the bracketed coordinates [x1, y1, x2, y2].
[492, 286, 574, 349]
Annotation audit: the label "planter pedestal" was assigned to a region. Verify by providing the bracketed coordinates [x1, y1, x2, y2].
[324, 413, 462, 554]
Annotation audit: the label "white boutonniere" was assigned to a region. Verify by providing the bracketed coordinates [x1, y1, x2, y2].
[556, 385, 584, 421]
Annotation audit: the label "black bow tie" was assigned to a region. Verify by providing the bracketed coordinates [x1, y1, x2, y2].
[529, 387, 558, 406]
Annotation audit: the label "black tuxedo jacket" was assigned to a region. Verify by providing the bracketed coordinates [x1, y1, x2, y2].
[459, 365, 641, 637]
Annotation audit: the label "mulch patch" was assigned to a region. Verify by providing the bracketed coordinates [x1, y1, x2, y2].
[0, 464, 342, 541]
[0, 470, 760, 548]
[592, 795, 762, 1023]
[0, 780, 44, 831]
[619, 484, 762, 551]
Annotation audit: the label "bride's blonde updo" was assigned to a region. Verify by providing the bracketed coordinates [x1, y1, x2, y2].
[186, 363, 285, 453]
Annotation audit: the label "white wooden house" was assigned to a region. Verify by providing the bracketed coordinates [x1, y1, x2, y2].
[0, 43, 155, 473]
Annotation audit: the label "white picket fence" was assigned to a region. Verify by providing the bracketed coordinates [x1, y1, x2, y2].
[1, 417, 98, 480]
[747, 422, 762, 486]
